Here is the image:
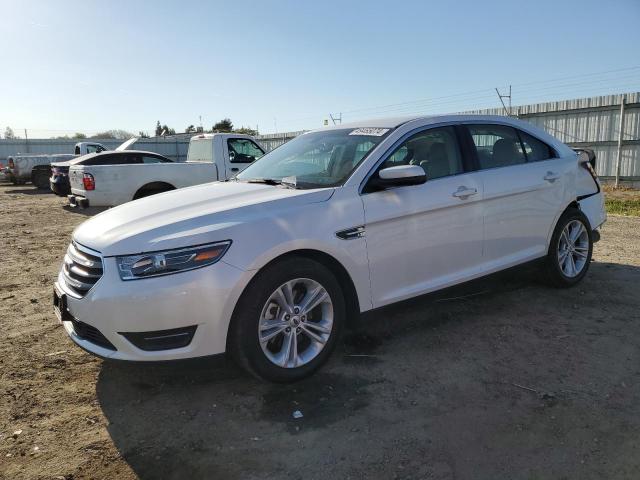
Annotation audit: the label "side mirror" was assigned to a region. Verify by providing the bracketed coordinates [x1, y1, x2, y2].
[370, 165, 426, 189]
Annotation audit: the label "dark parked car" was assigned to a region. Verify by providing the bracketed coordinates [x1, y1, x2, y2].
[50, 150, 174, 196]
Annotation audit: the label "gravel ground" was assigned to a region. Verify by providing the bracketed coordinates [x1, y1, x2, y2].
[1, 183, 639, 480]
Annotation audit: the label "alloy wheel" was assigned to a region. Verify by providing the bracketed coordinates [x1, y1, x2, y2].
[258, 278, 334, 368]
[557, 220, 589, 278]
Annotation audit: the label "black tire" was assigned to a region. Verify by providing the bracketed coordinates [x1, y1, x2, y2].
[544, 208, 593, 288]
[32, 169, 50, 190]
[228, 257, 345, 382]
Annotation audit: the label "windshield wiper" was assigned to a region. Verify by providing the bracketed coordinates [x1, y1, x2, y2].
[245, 178, 281, 185]
[244, 178, 299, 189]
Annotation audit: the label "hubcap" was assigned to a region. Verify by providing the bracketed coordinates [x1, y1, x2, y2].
[557, 220, 589, 278]
[258, 278, 333, 368]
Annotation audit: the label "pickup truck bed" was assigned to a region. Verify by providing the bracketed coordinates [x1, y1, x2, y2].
[69, 162, 219, 207]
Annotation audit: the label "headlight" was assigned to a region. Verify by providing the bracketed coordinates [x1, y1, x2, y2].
[116, 241, 231, 281]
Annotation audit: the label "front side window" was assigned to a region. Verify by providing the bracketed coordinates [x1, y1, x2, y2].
[228, 139, 265, 164]
[382, 126, 463, 180]
[236, 128, 391, 188]
[468, 124, 526, 169]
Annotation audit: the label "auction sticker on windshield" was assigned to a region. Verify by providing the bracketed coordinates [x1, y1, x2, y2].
[349, 128, 390, 136]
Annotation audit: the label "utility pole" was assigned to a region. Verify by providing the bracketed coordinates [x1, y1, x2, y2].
[24, 129, 30, 153]
[495, 86, 512, 116]
[329, 113, 342, 125]
[615, 95, 626, 188]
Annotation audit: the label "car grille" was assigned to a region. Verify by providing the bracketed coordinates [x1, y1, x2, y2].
[62, 242, 103, 297]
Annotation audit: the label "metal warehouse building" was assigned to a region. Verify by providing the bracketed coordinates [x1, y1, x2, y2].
[1, 91, 639, 183]
[467, 91, 640, 182]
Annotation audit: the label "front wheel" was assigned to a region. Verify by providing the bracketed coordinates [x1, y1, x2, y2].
[228, 257, 345, 382]
[544, 209, 593, 287]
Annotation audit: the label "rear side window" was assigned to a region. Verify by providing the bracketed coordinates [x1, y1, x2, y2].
[85, 154, 142, 165]
[111, 154, 142, 165]
[85, 144, 104, 154]
[468, 125, 526, 169]
[142, 155, 172, 163]
[228, 138, 265, 164]
[516, 130, 555, 162]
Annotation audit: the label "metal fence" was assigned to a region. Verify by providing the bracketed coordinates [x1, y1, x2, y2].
[465, 92, 640, 179]
[0, 131, 303, 165]
[1, 92, 638, 179]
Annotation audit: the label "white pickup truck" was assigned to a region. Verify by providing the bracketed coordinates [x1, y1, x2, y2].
[5, 142, 108, 189]
[67, 133, 265, 208]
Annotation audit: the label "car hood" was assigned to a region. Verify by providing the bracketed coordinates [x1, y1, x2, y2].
[73, 181, 334, 256]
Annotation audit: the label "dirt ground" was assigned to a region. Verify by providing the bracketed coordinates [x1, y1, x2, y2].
[1, 183, 639, 480]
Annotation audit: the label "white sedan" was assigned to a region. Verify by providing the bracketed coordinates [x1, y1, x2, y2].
[54, 115, 606, 382]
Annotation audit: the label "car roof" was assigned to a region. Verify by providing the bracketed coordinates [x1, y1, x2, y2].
[313, 114, 573, 156]
[319, 114, 534, 130]
[53, 150, 171, 166]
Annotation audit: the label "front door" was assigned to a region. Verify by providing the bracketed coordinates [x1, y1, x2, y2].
[361, 126, 484, 308]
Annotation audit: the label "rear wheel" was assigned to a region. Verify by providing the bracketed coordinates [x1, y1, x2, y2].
[32, 169, 50, 189]
[228, 257, 345, 382]
[544, 209, 593, 287]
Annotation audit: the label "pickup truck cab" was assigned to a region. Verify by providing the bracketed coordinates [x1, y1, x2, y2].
[67, 134, 264, 208]
[7, 142, 107, 189]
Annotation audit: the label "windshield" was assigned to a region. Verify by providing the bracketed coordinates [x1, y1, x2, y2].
[235, 127, 391, 188]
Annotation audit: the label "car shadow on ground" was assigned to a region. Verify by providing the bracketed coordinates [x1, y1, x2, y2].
[3, 186, 51, 195]
[62, 205, 108, 217]
[95, 262, 550, 478]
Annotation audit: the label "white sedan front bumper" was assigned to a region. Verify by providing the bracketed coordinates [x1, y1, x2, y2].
[55, 256, 250, 361]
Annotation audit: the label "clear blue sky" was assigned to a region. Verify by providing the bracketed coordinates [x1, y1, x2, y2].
[1, 0, 639, 138]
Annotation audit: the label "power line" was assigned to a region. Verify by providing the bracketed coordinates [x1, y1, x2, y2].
[281, 65, 640, 127]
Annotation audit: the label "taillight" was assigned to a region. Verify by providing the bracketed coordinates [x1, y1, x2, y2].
[582, 161, 598, 181]
[82, 173, 95, 191]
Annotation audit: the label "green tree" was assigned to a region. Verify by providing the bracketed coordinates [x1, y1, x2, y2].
[4, 126, 17, 139]
[234, 126, 259, 136]
[212, 118, 233, 132]
[162, 125, 176, 136]
[72, 132, 87, 139]
[91, 129, 135, 139]
[155, 121, 163, 137]
[185, 125, 196, 134]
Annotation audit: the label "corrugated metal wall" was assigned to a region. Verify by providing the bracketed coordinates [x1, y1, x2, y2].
[0, 132, 301, 165]
[465, 92, 640, 178]
[2, 92, 638, 178]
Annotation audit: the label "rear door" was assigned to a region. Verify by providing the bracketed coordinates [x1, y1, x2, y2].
[465, 123, 568, 265]
[361, 125, 484, 307]
[224, 137, 265, 177]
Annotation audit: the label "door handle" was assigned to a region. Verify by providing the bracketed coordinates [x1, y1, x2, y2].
[544, 171, 560, 183]
[452, 186, 478, 199]
[230, 167, 239, 172]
